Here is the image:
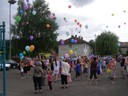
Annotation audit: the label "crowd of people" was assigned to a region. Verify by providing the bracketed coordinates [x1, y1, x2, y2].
[17, 54, 128, 94]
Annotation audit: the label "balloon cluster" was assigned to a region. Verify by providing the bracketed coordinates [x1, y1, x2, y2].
[25, 45, 35, 52]
[71, 38, 77, 44]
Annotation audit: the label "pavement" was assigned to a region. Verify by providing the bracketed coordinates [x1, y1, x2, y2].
[0, 64, 128, 96]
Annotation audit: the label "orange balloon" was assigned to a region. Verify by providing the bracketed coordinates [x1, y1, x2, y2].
[30, 45, 35, 52]
[46, 24, 50, 28]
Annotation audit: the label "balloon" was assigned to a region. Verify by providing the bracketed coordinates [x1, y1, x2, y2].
[32, 10, 36, 15]
[74, 19, 77, 22]
[23, 51, 26, 55]
[79, 24, 82, 27]
[19, 10, 23, 14]
[107, 68, 111, 74]
[77, 22, 80, 25]
[30, 45, 35, 52]
[123, 10, 126, 13]
[112, 13, 114, 16]
[19, 53, 24, 60]
[106, 26, 108, 28]
[24, 4, 28, 10]
[65, 53, 69, 58]
[25, 45, 30, 51]
[49, 14, 54, 19]
[69, 50, 73, 55]
[68, 5, 71, 8]
[15, 16, 21, 23]
[61, 56, 64, 60]
[26, 0, 29, 2]
[74, 40, 77, 44]
[46, 24, 50, 28]
[124, 22, 126, 25]
[61, 40, 64, 45]
[66, 32, 69, 36]
[118, 25, 121, 28]
[75, 46, 78, 51]
[85, 25, 88, 29]
[71, 38, 74, 43]
[64, 17, 66, 20]
[30, 35, 34, 40]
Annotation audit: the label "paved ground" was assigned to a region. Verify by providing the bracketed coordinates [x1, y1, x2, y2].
[0, 64, 128, 96]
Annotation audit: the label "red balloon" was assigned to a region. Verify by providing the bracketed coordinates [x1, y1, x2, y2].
[68, 5, 71, 8]
[77, 22, 80, 25]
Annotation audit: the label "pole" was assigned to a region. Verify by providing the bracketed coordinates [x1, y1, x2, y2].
[9, 3, 12, 60]
[3, 21, 6, 96]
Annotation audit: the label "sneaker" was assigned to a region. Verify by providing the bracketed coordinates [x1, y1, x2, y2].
[39, 90, 43, 93]
[34, 90, 38, 94]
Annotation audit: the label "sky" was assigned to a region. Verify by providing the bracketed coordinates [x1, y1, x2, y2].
[1, 0, 128, 42]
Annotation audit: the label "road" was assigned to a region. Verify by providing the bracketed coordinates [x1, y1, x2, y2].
[0, 65, 128, 96]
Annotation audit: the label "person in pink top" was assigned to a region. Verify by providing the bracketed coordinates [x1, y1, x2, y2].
[47, 69, 53, 90]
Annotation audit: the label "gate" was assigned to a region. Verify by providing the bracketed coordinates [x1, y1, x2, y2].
[0, 21, 6, 96]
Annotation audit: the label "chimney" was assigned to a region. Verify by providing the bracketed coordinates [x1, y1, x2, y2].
[81, 37, 83, 40]
[71, 35, 74, 38]
[75, 35, 77, 38]
[78, 36, 81, 39]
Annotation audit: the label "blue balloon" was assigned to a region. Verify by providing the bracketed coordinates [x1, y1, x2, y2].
[19, 53, 23, 57]
[71, 39, 74, 43]
[19, 10, 23, 14]
[25, 45, 30, 51]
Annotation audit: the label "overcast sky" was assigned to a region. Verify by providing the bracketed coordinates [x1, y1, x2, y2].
[1, 0, 128, 42]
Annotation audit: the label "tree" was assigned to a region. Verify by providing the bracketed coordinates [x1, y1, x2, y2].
[96, 31, 119, 56]
[11, 0, 58, 56]
[89, 39, 95, 54]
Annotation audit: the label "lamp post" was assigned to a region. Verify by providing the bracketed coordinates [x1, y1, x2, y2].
[8, 0, 16, 60]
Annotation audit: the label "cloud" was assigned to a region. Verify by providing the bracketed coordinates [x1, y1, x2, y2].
[69, 0, 95, 7]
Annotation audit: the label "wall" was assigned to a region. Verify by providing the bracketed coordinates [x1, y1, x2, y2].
[58, 43, 93, 57]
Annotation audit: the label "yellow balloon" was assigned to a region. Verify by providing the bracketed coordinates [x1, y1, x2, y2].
[107, 68, 111, 74]
[30, 45, 35, 52]
[69, 50, 73, 55]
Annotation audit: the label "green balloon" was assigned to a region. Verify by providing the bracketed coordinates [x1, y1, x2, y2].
[23, 51, 26, 55]
[16, 16, 21, 23]
[75, 46, 78, 51]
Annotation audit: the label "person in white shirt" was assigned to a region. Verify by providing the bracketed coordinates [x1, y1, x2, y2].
[60, 60, 70, 88]
[53, 58, 60, 82]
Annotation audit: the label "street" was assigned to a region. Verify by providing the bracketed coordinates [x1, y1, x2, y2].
[0, 66, 128, 96]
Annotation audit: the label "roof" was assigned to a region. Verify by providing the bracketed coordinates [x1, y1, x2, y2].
[59, 35, 90, 45]
[119, 42, 128, 48]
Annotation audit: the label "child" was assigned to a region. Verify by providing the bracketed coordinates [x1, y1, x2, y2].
[47, 70, 53, 90]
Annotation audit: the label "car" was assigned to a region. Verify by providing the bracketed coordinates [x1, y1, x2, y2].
[6, 60, 19, 69]
[0, 62, 11, 71]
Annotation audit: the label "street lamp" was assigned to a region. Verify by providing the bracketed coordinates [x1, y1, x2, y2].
[8, 0, 16, 60]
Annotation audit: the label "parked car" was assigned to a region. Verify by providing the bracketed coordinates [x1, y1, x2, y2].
[0, 62, 11, 71]
[6, 60, 19, 69]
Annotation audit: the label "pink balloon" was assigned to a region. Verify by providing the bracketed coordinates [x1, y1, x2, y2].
[65, 53, 69, 58]
[49, 14, 54, 19]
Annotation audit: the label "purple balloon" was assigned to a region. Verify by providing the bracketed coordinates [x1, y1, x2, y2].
[26, 0, 29, 2]
[61, 40, 64, 45]
[30, 35, 33, 40]
[74, 40, 77, 44]
[24, 4, 28, 10]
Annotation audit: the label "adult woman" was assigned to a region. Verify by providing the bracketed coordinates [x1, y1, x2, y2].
[61, 60, 70, 88]
[33, 61, 44, 94]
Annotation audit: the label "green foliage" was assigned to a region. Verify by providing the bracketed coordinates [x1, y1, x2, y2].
[96, 31, 119, 56]
[11, 0, 59, 56]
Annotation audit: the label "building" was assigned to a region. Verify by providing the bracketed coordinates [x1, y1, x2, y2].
[119, 42, 128, 55]
[58, 35, 93, 57]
